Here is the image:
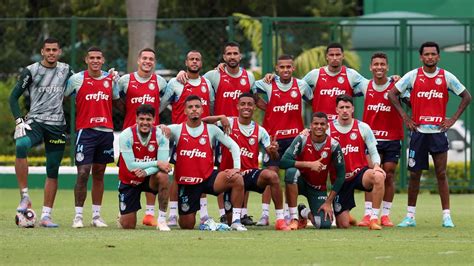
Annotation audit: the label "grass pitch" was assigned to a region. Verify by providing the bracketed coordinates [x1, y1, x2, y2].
[1, 189, 473, 265]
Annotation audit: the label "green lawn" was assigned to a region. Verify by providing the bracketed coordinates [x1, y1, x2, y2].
[1, 189, 473, 265]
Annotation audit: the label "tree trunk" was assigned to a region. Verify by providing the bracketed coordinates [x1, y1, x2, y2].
[126, 0, 159, 72]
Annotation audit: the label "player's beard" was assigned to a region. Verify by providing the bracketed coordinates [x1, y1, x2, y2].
[226, 59, 239, 68]
[187, 66, 201, 74]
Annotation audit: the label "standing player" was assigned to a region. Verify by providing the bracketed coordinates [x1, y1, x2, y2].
[204, 93, 290, 230]
[65, 47, 120, 228]
[303, 42, 366, 120]
[388, 41, 471, 228]
[357, 52, 404, 227]
[329, 94, 386, 230]
[168, 95, 247, 231]
[117, 48, 168, 227]
[9, 38, 73, 227]
[281, 112, 346, 229]
[118, 104, 171, 230]
[161, 50, 214, 226]
[254, 54, 313, 228]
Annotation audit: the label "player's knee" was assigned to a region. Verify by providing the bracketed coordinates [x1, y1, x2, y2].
[156, 172, 169, 185]
[284, 168, 299, 184]
[15, 137, 32, 158]
[120, 220, 136, 229]
[311, 216, 332, 229]
[260, 170, 279, 185]
[320, 220, 332, 229]
[435, 169, 447, 180]
[178, 218, 195, 230]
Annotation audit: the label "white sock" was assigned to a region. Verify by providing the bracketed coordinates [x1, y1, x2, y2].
[41, 206, 52, 220]
[241, 208, 248, 217]
[92, 205, 101, 218]
[199, 198, 208, 219]
[364, 201, 373, 216]
[262, 203, 270, 217]
[75, 207, 83, 217]
[169, 201, 178, 217]
[275, 209, 284, 220]
[371, 208, 380, 220]
[158, 210, 167, 223]
[442, 209, 451, 219]
[219, 208, 226, 216]
[407, 206, 416, 219]
[301, 207, 310, 219]
[145, 205, 155, 216]
[20, 187, 29, 197]
[289, 207, 298, 220]
[232, 208, 242, 223]
[382, 201, 392, 216]
[284, 203, 290, 218]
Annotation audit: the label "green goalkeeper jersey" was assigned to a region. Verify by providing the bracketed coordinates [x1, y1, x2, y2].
[9, 62, 73, 125]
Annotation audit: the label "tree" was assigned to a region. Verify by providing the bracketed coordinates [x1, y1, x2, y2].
[126, 0, 159, 72]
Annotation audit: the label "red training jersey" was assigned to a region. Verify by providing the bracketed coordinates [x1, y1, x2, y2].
[76, 71, 114, 130]
[297, 136, 333, 191]
[219, 118, 259, 171]
[313, 66, 352, 120]
[411, 68, 448, 125]
[262, 79, 304, 140]
[214, 69, 251, 116]
[362, 80, 403, 141]
[171, 77, 211, 124]
[174, 123, 214, 185]
[118, 126, 159, 185]
[123, 73, 161, 129]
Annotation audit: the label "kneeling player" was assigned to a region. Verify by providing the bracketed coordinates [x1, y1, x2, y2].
[281, 112, 345, 229]
[118, 104, 171, 230]
[209, 93, 290, 231]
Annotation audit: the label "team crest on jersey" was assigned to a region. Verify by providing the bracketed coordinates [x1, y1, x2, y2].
[57, 71, 64, 78]
[290, 90, 298, 98]
[76, 152, 84, 162]
[321, 151, 328, 158]
[435, 78, 442, 85]
[181, 203, 190, 212]
[201, 86, 207, 93]
[408, 158, 416, 168]
[103, 80, 110, 88]
[148, 83, 155, 90]
[350, 132, 357, 140]
[148, 144, 155, 152]
[199, 137, 207, 145]
[384, 92, 389, 100]
[337, 76, 345, 84]
[240, 78, 247, 86]
[249, 138, 256, 145]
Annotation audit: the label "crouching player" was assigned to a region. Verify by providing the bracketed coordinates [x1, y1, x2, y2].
[280, 112, 345, 229]
[118, 104, 171, 230]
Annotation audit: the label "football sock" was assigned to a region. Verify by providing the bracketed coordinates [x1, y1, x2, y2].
[199, 198, 208, 219]
[407, 206, 416, 219]
[364, 201, 373, 216]
[41, 206, 52, 219]
[75, 207, 83, 218]
[300, 207, 310, 219]
[382, 201, 392, 216]
[169, 201, 178, 217]
[219, 208, 226, 216]
[158, 210, 167, 223]
[92, 205, 101, 218]
[442, 209, 451, 219]
[371, 208, 380, 220]
[145, 205, 155, 216]
[262, 203, 270, 217]
[232, 208, 242, 223]
[275, 209, 284, 220]
[284, 203, 290, 218]
[241, 208, 248, 217]
[289, 207, 298, 220]
[20, 187, 29, 198]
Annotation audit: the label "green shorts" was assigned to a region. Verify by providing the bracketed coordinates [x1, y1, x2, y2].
[297, 176, 332, 229]
[26, 121, 67, 151]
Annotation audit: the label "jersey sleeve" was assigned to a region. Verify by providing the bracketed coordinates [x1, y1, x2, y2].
[258, 126, 271, 149]
[210, 124, 241, 169]
[64, 72, 83, 97]
[303, 69, 318, 89]
[280, 135, 305, 169]
[156, 75, 168, 97]
[297, 79, 314, 102]
[329, 138, 345, 193]
[359, 121, 381, 165]
[117, 74, 131, 96]
[445, 70, 466, 96]
[395, 70, 416, 95]
[203, 70, 220, 93]
[347, 68, 368, 96]
[9, 68, 33, 119]
[160, 79, 177, 113]
[254, 79, 272, 102]
[247, 71, 256, 90]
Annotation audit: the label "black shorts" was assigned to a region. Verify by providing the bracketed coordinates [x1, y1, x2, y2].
[333, 167, 371, 216]
[118, 176, 157, 215]
[263, 137, 294, 167]
[75, 129, 114, 165]
[377, 140, 402, 164]
[408, 131, 449, 171]
[178, 170, 220, 215]
[223, 168, 264, 212]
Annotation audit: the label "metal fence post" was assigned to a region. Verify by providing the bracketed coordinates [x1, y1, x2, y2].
[469, 19, 474, 191]
[227, 16, 235, 42]
[399, 19, 408, 190]
[261, 16, 273, 75]
[69, 16, 77, 166]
